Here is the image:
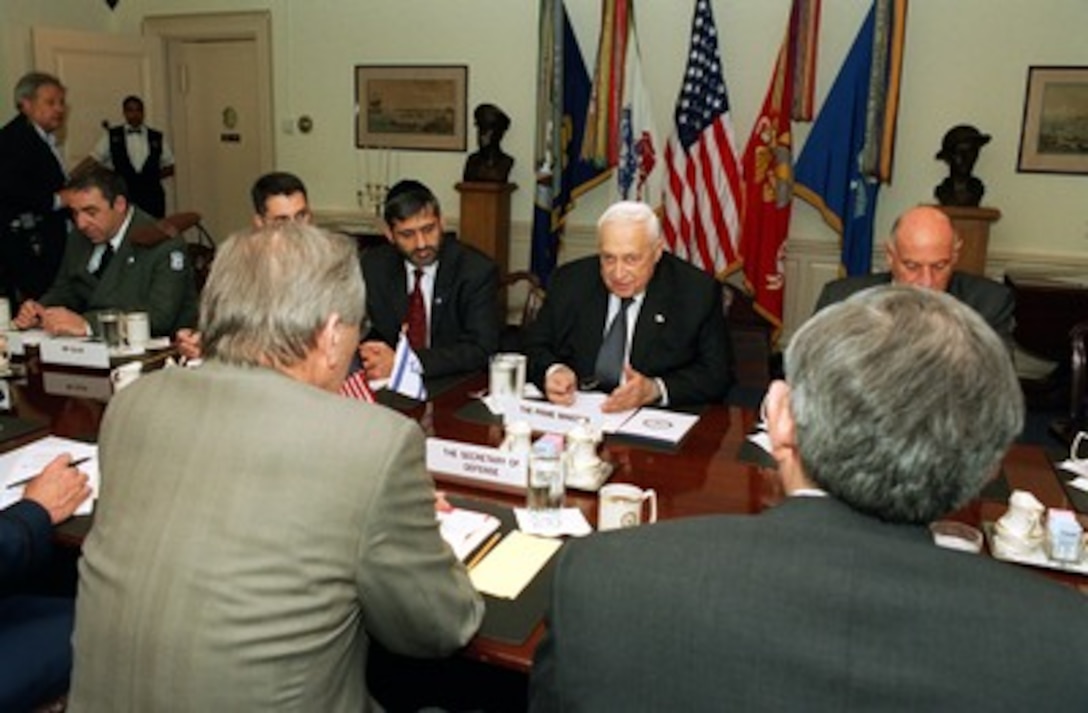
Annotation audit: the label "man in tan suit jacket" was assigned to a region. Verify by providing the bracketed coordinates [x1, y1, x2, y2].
[70, 223, 483, 711]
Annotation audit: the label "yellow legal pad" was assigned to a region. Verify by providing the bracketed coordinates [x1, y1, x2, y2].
[468, 530, 563, 600]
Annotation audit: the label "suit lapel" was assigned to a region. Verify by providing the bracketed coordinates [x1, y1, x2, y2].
[630, 268, 669, 366]
[431, 241, 458, 336]
[384, 251, 409, 326]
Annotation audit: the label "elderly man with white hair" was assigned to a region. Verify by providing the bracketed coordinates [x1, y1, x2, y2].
[524, 201, 734, 411]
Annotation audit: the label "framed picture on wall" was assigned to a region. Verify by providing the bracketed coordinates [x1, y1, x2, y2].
[354, 65, 468, 151]
[1017, 65, 1088, 175]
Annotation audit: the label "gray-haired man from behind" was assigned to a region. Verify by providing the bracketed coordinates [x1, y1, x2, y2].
[71, 223, 483, 711]
[531, 286, 1088, 711]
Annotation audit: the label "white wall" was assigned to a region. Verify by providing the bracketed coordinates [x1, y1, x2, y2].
[5, 0, 1088, 265]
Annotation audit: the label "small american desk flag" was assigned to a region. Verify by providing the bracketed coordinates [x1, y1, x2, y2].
[339, 368, 375, 403]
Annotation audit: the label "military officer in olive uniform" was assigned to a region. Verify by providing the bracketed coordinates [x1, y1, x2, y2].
[13, 167, 197, 338]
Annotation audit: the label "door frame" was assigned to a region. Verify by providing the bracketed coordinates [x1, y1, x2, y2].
[142, 12, 274, 215]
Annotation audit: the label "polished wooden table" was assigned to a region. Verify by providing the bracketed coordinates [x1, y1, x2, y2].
[3, 363, 1085, 674]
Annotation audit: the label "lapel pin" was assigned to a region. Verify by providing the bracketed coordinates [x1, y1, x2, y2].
[654, 313, 665, 324]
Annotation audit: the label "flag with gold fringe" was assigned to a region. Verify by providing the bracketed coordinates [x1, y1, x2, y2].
[740, 0, 821, 336]
[793, 0, 907, 276]
[531, 0, 610, 285]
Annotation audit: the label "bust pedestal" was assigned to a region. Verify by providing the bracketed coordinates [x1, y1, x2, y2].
[933, 205, 1001, 276]
[455, 181, 516, 274]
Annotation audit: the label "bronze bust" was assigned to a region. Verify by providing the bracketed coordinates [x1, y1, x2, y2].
[934, 124, 991, 207]
[463, 103, 514, 183]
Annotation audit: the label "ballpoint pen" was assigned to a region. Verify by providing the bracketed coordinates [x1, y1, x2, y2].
[5, 455, 93, 489]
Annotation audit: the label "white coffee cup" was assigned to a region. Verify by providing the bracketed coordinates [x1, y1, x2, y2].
[598, 483, 657, 531]
[124, 311, 150, 349]
[1070, 431, 1088, 465]
[110, 361, 142, 392]
[0, 297, 11, 331]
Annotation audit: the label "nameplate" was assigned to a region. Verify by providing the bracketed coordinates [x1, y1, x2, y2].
[39, 339, 110, 369]
[503, 399, 601, 434]
[42, 371, 113, 401]
[426, 438, 527, 493]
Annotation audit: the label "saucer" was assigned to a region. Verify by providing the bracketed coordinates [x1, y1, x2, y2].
[565, 460, 613, 492]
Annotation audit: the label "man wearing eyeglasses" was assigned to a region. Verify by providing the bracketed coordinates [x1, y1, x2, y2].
[175, 171, 312, 359]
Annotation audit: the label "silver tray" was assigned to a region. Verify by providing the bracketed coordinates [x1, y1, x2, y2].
[982, 521, 1088, 575]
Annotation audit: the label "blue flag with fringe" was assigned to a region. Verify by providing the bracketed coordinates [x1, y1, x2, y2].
[794, 1, 905, 276]
[531, 0, 610, 285]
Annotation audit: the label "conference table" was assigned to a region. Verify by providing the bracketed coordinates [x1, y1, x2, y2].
[2, 353, 1086, 675]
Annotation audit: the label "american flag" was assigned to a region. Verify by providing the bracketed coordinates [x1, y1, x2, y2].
[340, 368, 376, 402]
[662, 0, 743, 276]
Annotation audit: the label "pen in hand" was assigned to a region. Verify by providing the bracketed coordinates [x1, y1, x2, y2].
[5, 455, 93, 489]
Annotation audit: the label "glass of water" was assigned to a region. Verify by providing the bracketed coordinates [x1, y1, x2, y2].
[97, 310, 124, 348]
[528, 441, 565, 530]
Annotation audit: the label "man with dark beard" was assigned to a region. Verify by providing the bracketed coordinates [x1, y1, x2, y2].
[359, 179, 499, 380]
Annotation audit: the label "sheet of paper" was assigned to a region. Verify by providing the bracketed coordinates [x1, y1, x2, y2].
[570, 392, 636, 433]
[0, 436, 99, 515]
[469, 530, 562, 600]
[614, 407, 699, 444]
[514, 507, 593, 538]
[437, 507, 502, 561]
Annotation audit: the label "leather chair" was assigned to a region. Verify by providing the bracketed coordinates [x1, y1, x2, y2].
[721, 282, 774, 407]
[497, 271, 546, 352]
[1052, 319, 1088, 444]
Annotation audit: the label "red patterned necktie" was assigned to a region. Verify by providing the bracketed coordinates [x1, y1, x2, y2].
[406, 268, 427, 351]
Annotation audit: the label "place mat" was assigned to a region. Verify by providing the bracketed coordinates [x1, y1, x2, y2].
[455, 399, 704, 455]
[376, 373, 474, 413]
[1052, 462, 1088, 514]
[450, 495, 559, 645]
[0, 415, 49, 448]
[736, 434, 776, 468]
[454, 399, 503, 427]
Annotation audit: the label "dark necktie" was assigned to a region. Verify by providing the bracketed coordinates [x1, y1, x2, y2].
[406, 268, 427, 351]
[594, 297, 633, 391]
[94, 244, 115, 278]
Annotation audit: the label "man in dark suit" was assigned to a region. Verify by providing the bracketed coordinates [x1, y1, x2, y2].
[13, 167, 197, 338]
[174, 170, 312, 360]
[1, 455, 91, 711]
[814, 205, 1014, 341]
[524, 201, 733, 411]
[0, 72, 70, 303]
[70, 223, 482, 710]
[530, 286, 1088, 711]
[360, 179, 499, 380]
[86, 95, 175, 218]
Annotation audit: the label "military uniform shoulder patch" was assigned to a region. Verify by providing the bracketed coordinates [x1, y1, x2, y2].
[170, 250, 186, 271]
